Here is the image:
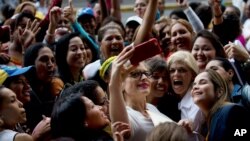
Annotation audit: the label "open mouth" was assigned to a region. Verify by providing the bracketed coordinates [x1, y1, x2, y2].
[110, 46, 122, 54]
[173, 80, 183, 86]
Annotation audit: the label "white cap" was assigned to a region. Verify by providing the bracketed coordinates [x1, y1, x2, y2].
[125, 15, 143, 25]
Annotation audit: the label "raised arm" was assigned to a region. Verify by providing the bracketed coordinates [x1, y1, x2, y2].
[176, 0, 204, 33]
[36, 0, 63, 42]
[109, 46, 135, 136]
[99, 0, 109, 22]
[44, 6, 61, 45]
[111, 0, 121, 21]
[209, 0, 223, 25]
[133, 0, 158, 46]
[64, 0, 99, 51]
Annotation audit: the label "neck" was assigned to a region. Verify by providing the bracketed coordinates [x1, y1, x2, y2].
[126, 96, 147, 114]
[146, 95, 159, 106]
[70, 67, 81, 82]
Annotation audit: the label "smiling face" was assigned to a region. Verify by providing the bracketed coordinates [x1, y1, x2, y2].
[169, 61, 194, 97]
[192, 37, 216, 71]
[95, 86, 109, 117]
[0, 87, 26, 128]
[171, 23, 193, 51]
[8, 75, 32, 104]
[100, 28, 124, 60]
[124, 63, 151, 96]
[35, 47, 56, 83]
[82, 96, 110, 129]
[150, 70, 169, 98]
[191, 72, 217, 112]
[134, 0, 148, 18]
[67, 36, 87, 70]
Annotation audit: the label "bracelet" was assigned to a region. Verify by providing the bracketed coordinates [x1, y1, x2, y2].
[214, 13, 223, 18]
[46, 30, 55, 37]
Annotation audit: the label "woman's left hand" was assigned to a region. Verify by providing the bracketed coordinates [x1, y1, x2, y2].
[111, 45, 136, 82]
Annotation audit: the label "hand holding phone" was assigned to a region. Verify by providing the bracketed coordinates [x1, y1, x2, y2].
[129, 38, 162, 66]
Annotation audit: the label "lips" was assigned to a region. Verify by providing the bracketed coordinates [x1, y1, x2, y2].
[156, 84, 167, 91]
[110, 46, 122, 54]
[138, 82, 150, 89]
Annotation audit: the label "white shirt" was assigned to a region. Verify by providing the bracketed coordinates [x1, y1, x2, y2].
[178, 90, 199, 121]
[126, 103, 172, 141]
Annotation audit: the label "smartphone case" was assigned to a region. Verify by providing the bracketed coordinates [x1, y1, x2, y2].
[130, 38, 162, 65]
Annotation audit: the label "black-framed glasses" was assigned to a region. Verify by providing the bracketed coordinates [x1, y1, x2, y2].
[129, 71, 151, 79]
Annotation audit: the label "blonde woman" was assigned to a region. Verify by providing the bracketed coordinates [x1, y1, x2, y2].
[109, 46, 172, 141]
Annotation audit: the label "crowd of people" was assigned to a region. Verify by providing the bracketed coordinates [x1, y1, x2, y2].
[0, 0, 250, 141]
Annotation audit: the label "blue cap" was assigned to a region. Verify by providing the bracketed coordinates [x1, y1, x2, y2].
[0, 65, 33, 77]
[77, 7, 95, 19]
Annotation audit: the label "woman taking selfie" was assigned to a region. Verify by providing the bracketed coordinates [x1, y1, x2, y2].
[109, 46, 172, 141]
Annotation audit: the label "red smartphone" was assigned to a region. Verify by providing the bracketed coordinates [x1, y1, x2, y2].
[130, 38, 162, 65]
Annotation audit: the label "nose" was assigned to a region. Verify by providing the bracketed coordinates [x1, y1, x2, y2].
[140, 73, 148, 80]
[98, 105, 104, 111]
[18, 99, 23, 108]
[112, 38, 119, 44]
[192, 83, 199, 91]
[158, 77, 164, 84]
[24, 81, 31, 89]
[197, 49, 203, 55]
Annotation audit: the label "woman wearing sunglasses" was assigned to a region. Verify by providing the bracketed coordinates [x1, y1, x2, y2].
[109, 47, 173, 141]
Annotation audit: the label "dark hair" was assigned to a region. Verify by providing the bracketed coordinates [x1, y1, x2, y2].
[61, 80, 100, 104]
[83, 37, 100, 63]
[98, 16, 126, 42]
[189, 2, 202, 11]
[1, 4, 15, 20]
[195, 4, 212, 29]
[193, 30, 227, 58]
[169, 9, 188, 21]
[211, 57, 240, 85]
[222, 12, 241, 43]
[10, 12, 35, 34]
[24, 42, 48, 67]
[55, 32, 82, 84]
[226, 5, 241, 17]
[51, 93, 86, 140]
[146, 57, 168, 73]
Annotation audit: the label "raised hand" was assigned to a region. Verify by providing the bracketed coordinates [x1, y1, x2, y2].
[209, 0, 221, 8]
[17, 19, 40, 51]
[63, 0, 76, 23]
[32, 115, 51, 141]
[49, 6, 62, 29]
[176, 0, 188, 8]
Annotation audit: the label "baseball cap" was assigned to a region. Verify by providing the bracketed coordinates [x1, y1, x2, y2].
[125, 15, 143, 25]
[77, 7, 95, 20]
[0, 65, 33, 84]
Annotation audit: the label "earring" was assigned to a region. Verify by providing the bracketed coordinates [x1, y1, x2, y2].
[85, 122, 88, 127]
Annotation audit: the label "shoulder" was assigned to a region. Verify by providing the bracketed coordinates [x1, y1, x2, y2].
[14, 133, 33, 141]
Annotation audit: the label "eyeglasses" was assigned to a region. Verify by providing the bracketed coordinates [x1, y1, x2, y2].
[129, 71, 151, 79]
